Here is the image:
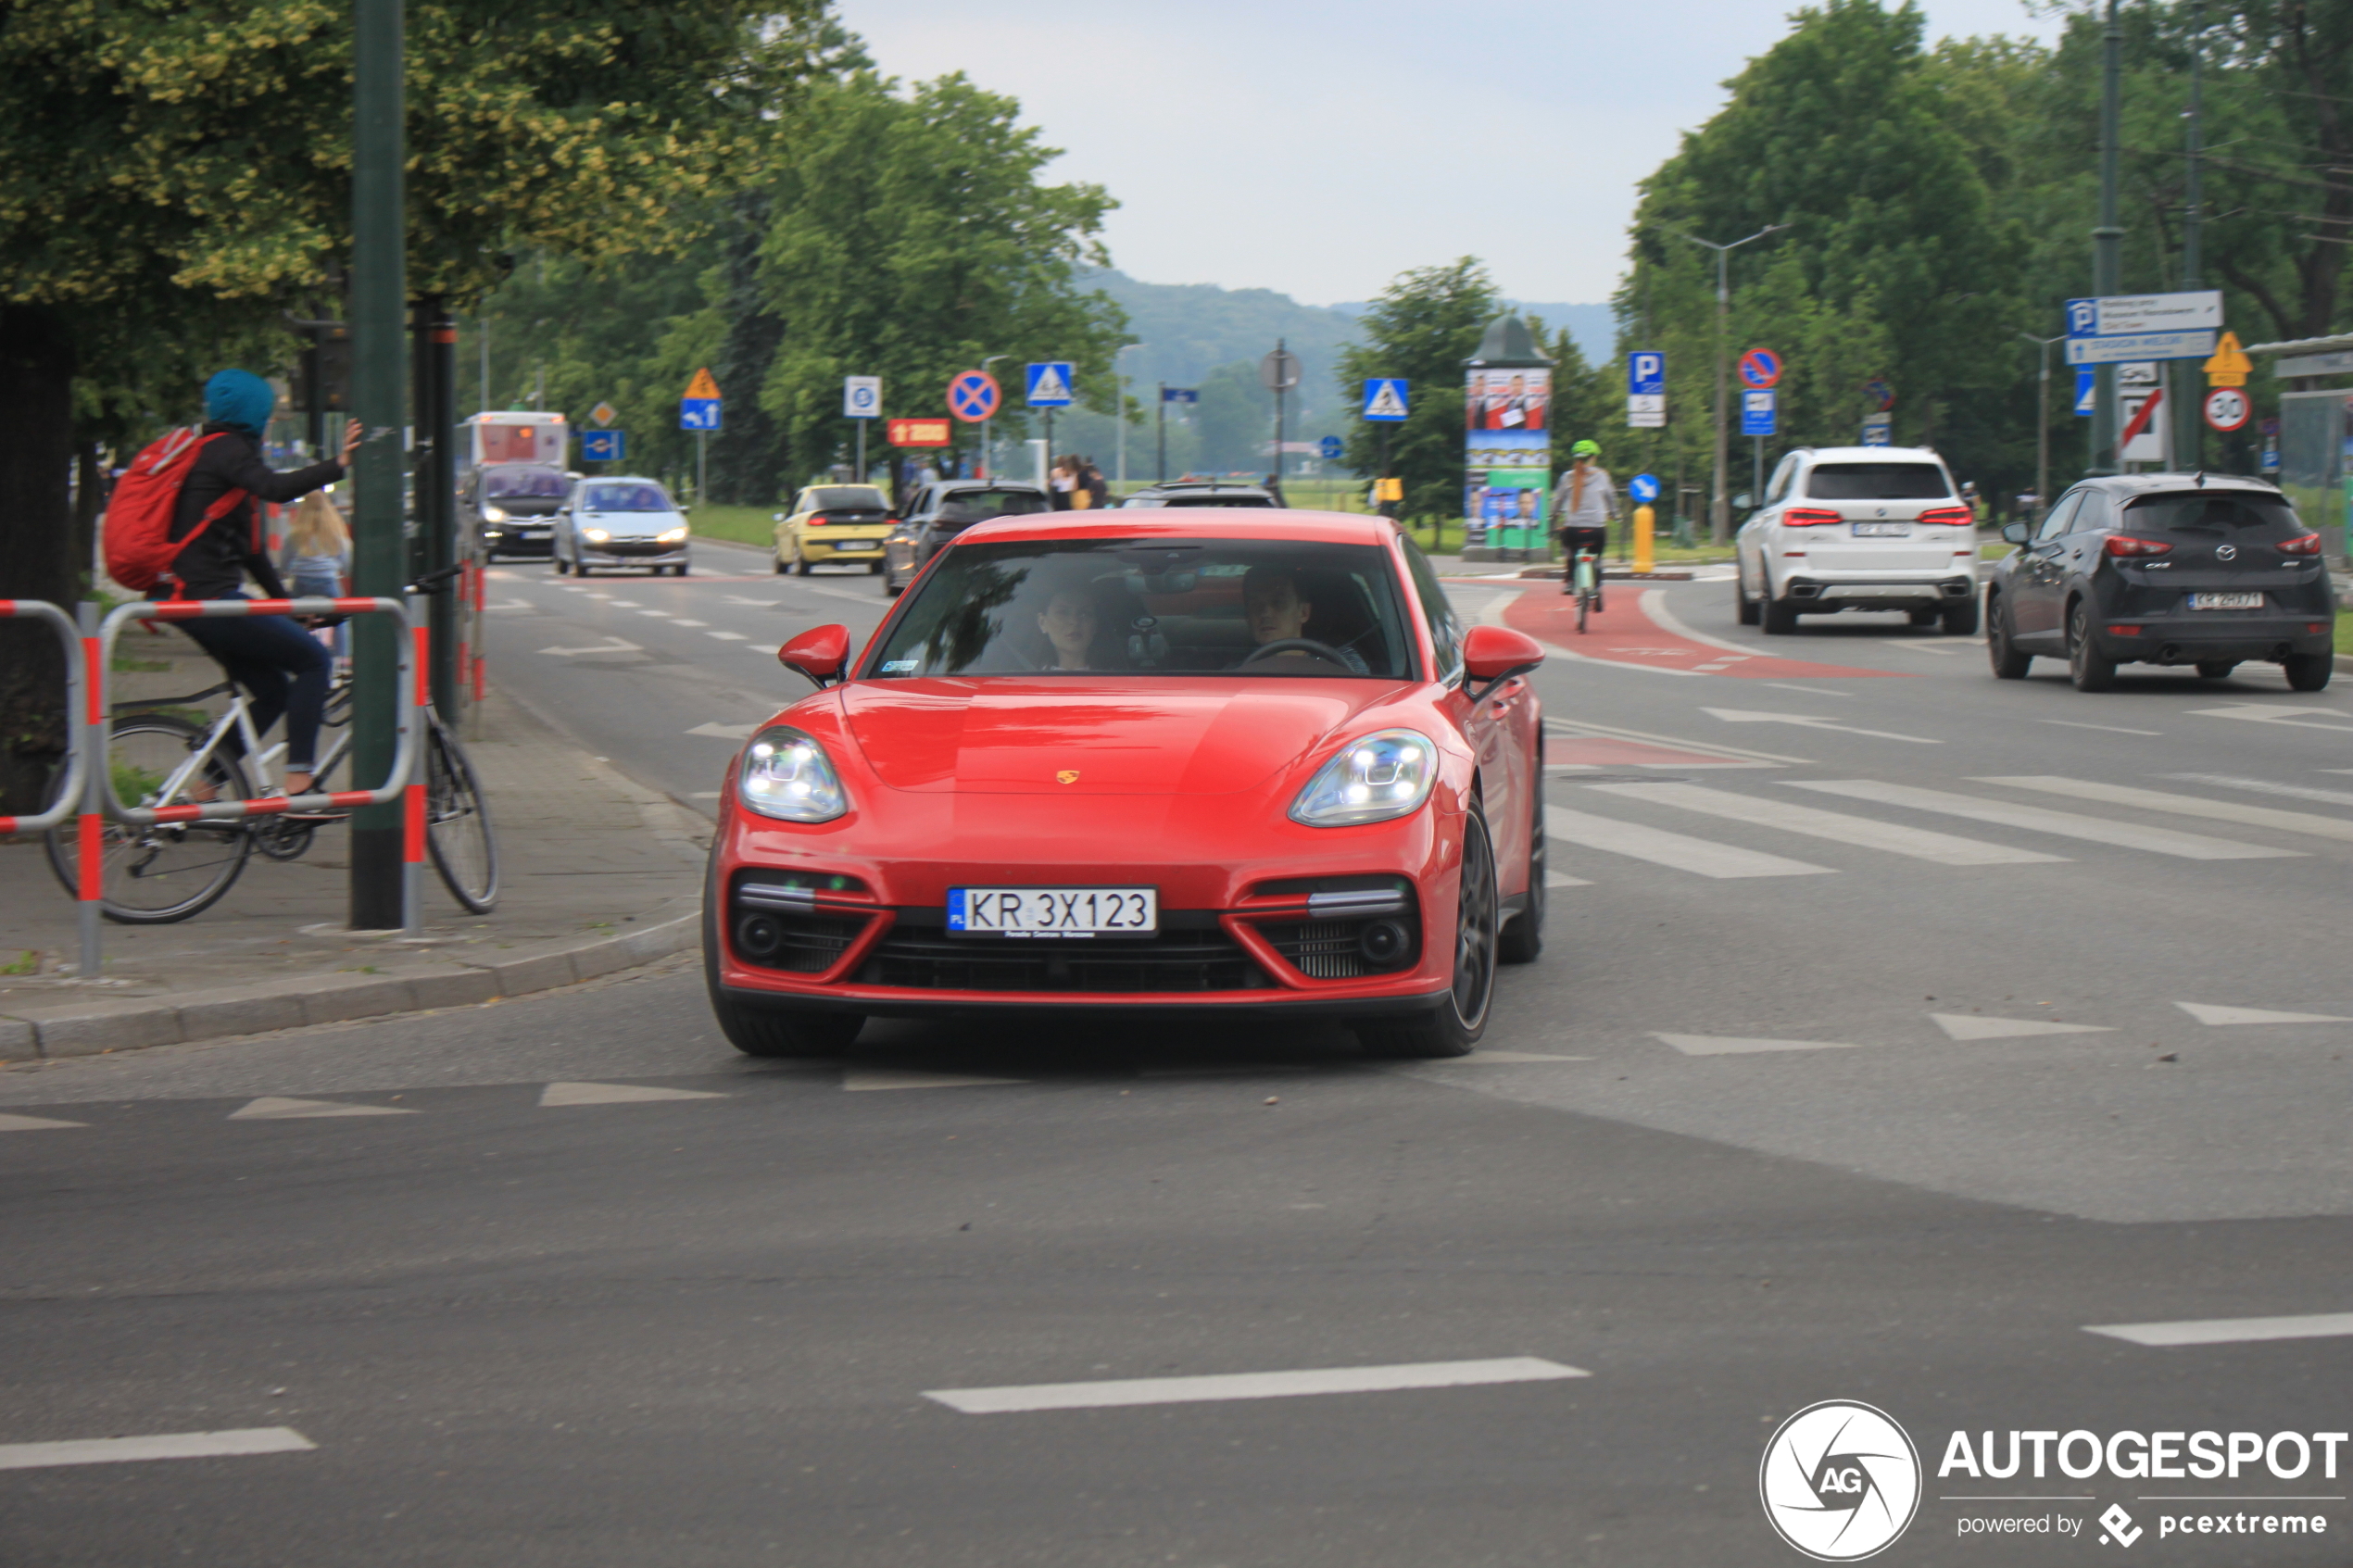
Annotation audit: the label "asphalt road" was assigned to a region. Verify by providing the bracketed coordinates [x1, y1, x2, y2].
[4, 538, 2348, 1565]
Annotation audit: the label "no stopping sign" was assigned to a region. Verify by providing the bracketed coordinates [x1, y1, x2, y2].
[2204, 387, 2251, 432]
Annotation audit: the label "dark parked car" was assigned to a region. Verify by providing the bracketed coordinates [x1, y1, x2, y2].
[1119, 480, 1280, 508]
[880, 480, 1051, 596]
[466, 462, 573, 559]
[1983, 474, 2334, 691]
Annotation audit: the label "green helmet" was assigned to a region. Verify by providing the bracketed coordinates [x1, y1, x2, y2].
[1571, 439, 1601, 458]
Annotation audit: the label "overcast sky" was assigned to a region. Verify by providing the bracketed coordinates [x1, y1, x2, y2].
[837, 0, 2070, 307]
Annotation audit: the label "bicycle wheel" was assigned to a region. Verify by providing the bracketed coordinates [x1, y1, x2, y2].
[44, 715, 256, 924]
[424, 715, 499, 913]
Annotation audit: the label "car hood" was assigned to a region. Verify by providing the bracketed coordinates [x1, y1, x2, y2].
[835, 677, 1406, 796]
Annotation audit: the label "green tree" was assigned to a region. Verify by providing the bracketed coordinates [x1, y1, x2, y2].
[1334, 257, 1500, 527]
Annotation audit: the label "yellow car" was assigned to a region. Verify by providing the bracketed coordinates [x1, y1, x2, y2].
[772, 483, 894, 575]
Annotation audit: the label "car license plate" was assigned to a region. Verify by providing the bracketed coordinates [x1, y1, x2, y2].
[832, 540, 879, 551]
[948, 886, 1158, 937]
[2187, 592, 2264, 610]
[1853, 522, 1911, 537]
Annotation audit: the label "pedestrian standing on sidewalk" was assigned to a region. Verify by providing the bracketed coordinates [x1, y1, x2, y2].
[282, 492, 351, 669]
[1083, 458, 1109, 510]
[1550, 438, 1618, 596]
[1050, 456, 1076, 510]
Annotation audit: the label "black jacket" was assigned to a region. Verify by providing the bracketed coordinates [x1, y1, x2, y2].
[163, 425, 344, 600]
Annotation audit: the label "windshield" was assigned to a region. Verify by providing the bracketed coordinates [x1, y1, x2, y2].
[582, 483, 673, 512]
[483, 466, 570, 500]
[1806, 463, 1952, 500]
[2124, 491, 2302, 536]
[934, 489, 1051, 524]
[867, 538, 1415, 680]
[809, 486, 887, 512]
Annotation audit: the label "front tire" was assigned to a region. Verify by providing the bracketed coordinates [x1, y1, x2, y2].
[1736, 568, 1761, 626]
[2067, 601, 2116, 692]
[2284, 653, 2334, 692]
[1356, 803, 1498, 1059]
[1987, 594, 2032, 679]
[794, 552, 812, 577]
[1761, 591, 1800, 635]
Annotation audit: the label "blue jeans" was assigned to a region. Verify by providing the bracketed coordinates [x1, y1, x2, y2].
[288, 561, 346, 658]
[176, 600, 333, 773]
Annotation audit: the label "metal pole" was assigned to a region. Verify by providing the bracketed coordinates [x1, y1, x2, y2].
[852, 419, 862, 489]
[1273, 337, 1287, 485]
[348, 0, 406, 932]
[76, 600, 102, 979]
[2176, 4, 2206, 470]
[2090, 0, 2124, 475]
[2037, 339, 2052, 517]
[478, 313, 489, 414]
[415, 302, 458, 716]
[981, 355, 1008, 483]
[1711, 246, 1730, 544]
[1157, 383, 1166, 483]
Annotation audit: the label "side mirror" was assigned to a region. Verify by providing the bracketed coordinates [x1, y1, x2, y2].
[778, 624, 851, 690]
[1731, 492, 1754, 511]
[773, 513, 786, 522]
[2001, 522, 2029, 545]
[1461, 623, 1545, 685]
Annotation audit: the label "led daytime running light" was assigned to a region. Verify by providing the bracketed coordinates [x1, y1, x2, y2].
[1290, 728, 1439, 827]
[738, 727, 849, 823]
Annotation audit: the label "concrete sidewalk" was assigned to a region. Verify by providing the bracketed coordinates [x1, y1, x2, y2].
[0, 631, 711, 1060]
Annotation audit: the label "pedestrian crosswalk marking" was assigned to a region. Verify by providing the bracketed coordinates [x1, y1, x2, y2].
[842, 1068, 1026, 1091]
[227, 1097, 412, 1120]
[1931, 1013, 2111, 1041]
[1784, 780, 2301, 861]
[1543, 870, 1593, 888]
[1544, 805, 1831, 880]
[1979, 776, 2353, 844]
[538, 1081, 725, 1107]
[1588, 782, 2065, 866]
[2166, 773, 2353, 809]
[0, 1111, 85, 1131]
[1652, 1033, 1865, 1056]
[2175, 1002, 2351, 1027]
[2084, 1311, 2353, 1348]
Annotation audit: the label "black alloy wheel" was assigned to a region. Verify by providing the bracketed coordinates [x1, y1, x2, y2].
[1356, 803, 1498, 1059]
[2067, 601, 2117, 692]
[1987, 594, 2031, 679]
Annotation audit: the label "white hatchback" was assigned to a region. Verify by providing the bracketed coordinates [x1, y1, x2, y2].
[554, 476, 692, 578]
[1733, 447, 1979, 635]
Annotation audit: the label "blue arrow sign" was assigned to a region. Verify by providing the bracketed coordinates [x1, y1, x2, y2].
[1162, 387, 1199, 405]
[680, 398, 722, 431]
[1628, 473, 1661, 505]
[1741, 389, 1777, 436]
[2073, 367, 2095, 417]
[1026, 362, 1074, 408]
[1318, 435, 1344, 460]
[580, 430, 625, 462]
[1360, 378, 1409, 421]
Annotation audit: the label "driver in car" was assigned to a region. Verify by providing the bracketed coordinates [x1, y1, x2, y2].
[1241, 565, 1367, 672]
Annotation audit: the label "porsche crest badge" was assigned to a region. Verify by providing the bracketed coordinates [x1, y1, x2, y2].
[1056, 770, 1080, 784]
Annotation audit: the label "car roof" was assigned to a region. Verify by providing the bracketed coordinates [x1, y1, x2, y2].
[1134, 481, 1274, 493]
[577, 474, 665, 486]
[1794, 447, 1947, 463]
[934, 478, 1045, 492]
[959, 508, 1398, 546]
[2067, 471, 2282, 495]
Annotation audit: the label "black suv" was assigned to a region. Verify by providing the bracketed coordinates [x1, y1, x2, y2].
[1984, 474, 2334, 691]
[880, 481, 1052, 596]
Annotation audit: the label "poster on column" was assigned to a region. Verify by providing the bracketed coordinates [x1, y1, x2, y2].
[1463, 367, 1551, 549]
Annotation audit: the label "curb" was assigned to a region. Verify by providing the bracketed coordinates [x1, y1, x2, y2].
[0, 897, 701, 1060]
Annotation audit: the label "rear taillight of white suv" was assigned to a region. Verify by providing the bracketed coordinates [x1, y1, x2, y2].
[1916, 507, 1973, 526]
[1781, 508, 1843, 527]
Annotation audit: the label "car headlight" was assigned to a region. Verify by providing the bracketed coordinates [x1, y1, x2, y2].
[658, 527, 687, 544]
[738, 727, 848, 822]
[584, 527, 610, 543]
[483, 506, 509, 522]
[1289, 729, 1439, 827]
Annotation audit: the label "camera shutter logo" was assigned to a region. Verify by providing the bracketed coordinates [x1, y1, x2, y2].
[1759, 1400, 1921, 1561]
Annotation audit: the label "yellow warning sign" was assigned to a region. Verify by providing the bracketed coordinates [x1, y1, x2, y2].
[683, 367, 722, 401]
[2203, 331, 2250, 388]
[1375, 477, 1404, 502]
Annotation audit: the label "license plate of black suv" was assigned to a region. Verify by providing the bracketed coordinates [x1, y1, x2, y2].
[2187, 593, 2264, 610]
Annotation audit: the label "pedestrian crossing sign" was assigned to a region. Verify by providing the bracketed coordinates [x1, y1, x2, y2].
[1026, 362, 1074, 408]
[1361, 379, 1410, 422]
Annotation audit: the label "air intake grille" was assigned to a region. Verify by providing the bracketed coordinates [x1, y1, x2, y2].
[860, 929, 1265, 993]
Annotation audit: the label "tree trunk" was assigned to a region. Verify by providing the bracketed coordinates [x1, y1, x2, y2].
[70, 439, 102, 593]
[0, 304, 78, 816]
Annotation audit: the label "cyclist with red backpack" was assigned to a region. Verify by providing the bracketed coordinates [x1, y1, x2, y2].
[117, 370, 359, 800]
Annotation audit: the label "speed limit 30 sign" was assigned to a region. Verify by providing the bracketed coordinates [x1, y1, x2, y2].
[2204, 387, 2251, 432]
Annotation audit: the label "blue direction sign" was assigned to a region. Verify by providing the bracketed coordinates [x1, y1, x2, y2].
[580, 430, 625, 462]
[948, 370, 1000, 423]
[679, 399, 721, 431]
[1162, 387, 1199, 405]
[2073, 367, 2095, 417]
[1360, 378, 1409, 421]
[1026, 361, 1075, 408]
[1737, 347, 1782, 390]
[1741, 389, 1778, 436]
[1318, 435, 1344, 460]
[1628, 473, 1661, 505]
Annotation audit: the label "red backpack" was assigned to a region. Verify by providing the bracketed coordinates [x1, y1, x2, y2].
[104, 429, 249, 593]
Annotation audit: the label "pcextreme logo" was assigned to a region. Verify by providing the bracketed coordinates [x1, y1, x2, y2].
[1761, 1400, 1924, 1561]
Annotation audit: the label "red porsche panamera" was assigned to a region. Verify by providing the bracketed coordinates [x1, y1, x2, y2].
[702, 510, 1550, 1059]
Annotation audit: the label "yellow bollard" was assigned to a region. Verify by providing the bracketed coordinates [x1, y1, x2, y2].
[1632, 505, 1655, 576]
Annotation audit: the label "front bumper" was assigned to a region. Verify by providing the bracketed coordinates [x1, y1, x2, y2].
[486, 526, 554, 555]
[583, 541, 688, 566]
[803, 532, 889, 560]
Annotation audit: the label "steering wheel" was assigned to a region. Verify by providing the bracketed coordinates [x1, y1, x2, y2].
[1240, 637, 1351, 669]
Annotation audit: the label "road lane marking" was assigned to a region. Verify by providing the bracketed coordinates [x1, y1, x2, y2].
[1784, 781, 2303, 860]
[1763, 682, 1851, 696]
[1931, 1013, 2111, 1041]
[923, 1357, 1585, 1414]
[0, 1427, 315, 1471]
[604, 599, 641, 608]
[671, 619, 709, 628]
[228, 1097, 412, 1120]
[1978, 775, 2353, 844]
[2166, 773, 2353, 809]
[1439, 1051, 1592, 1063]
[539, 1081, 725, 1107]
[1588, 782, 2064, 866]
[2041, 719, 2163, 736]
[1879, 640, 1957, 655]
[1542, 870, 1593, 888]
[1703, 707, 1940, 744]
[1544, 718, 1807, 766]
[686, 721, 759, 740]
[2188, 703, 2353, 732]
[842, 1069, 1026, 1090]
[707, 631, 748, 641]
[1543, 806, 1831, 880]
[0, 1111, 85, 1131]
[636, 609, 673, 618]
[723, 596, 779, 607]
[2084, 1312, 2353, 1348]
[536, 638, 643, 657]
[1653, 1033, 1865, 1055]
[2174, 1002, 2351, 1026]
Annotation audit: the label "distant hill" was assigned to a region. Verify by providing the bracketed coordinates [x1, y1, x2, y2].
[1326, 298, 1617, 366]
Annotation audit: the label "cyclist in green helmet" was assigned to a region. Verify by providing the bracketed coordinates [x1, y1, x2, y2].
[1552, 440, 1617, 598]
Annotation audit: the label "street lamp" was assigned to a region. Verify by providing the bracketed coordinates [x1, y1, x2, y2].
[1114, 343, 1143, 490]
[1664, 222, 1791, 544]
[2019, 332, 2065, 525]
[980, 354, 1009, 480]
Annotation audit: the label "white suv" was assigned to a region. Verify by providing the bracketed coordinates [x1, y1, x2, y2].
[1734, 446, 1980, 635]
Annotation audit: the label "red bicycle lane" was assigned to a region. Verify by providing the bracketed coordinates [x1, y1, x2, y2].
[1496, 581, 1915, 680]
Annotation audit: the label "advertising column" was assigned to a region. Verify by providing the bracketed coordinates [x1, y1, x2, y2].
[1463, 367, 1553, 559]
